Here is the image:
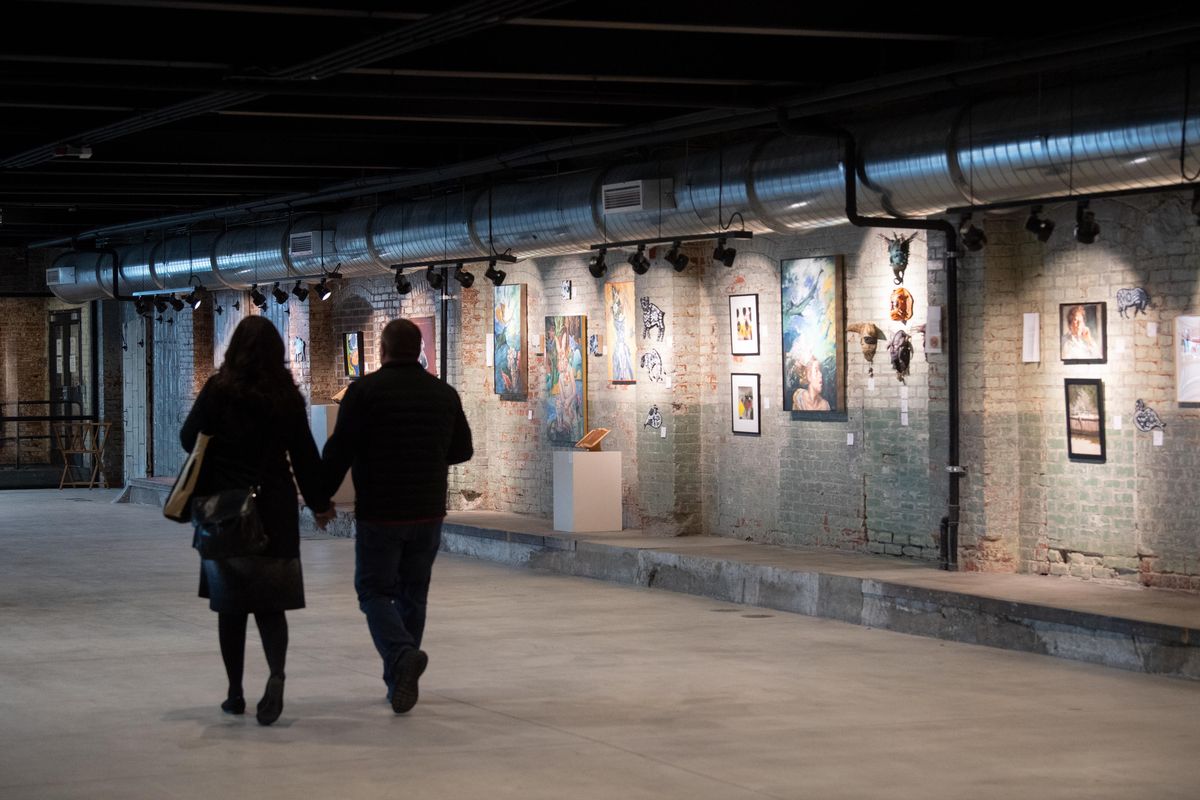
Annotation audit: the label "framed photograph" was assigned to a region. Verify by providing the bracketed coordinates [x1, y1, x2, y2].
[731, 373, 761, 435]
[605, 281, 636, 383]
[342, 331, 364, 378]
[729, 294, 760, 355]
[1064, 378, 1105, 462]
[1060, 302, 1107, 363]
[411, 316, 437, 376]
[781, 255, 845, 416]
[1176, 315, 1200, 403]
[493, 283, 527, 397]
[544, 315, 588, 444]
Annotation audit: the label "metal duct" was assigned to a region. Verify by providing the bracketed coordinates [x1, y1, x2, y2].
[46, 66, 1199, 304]
[150, 233, 218, 291]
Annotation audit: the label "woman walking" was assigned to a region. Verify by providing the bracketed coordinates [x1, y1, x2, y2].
[180, 316, 331, 725]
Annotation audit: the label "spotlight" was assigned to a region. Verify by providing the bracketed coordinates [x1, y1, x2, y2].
[272, 282, 289, 305]
[1074, 201, 1100, 244]
[250, 284, 268, 309]
[314, 279, 333, 301]
[1024, 206, 1055, 243]
[167, 294, 185, 312]
[133, 297, 149, 317]
[153, 296, 169, 314]
[484, 260, 507, 286]
[589, 248, 608, 278]
[453, 262, 475, 288]
[426, 264, 445, 290]
[291, 281, 309, 303]
[184, 285, 209, 310]
[712, 237, 737, 267]
[959, 214, 987, 251]
[395, 270, 412, 295]
[628, 244, 651, 275]
[664, 242, 689, 272]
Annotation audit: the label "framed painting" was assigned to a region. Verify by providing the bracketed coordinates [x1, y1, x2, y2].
[342, 330, 364, 378]
[729, 294, 760, 356]
[1065, 378, 1105, 463]
[493, 283, 527, 397]
[781, 255, 844, 416]
[412, 316, 437, 376]
[605, 281, 636, 383]
[1176, 315, 1200, 403]
[1060, 302, 1107, 364]
[544, 315, 588, 444]
[731, 373, 761, 435]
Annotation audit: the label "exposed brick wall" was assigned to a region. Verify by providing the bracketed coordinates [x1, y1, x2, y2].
[0, 297, 50, 465]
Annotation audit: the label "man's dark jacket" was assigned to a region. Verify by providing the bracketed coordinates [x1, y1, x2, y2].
[322, 360, 473, 521]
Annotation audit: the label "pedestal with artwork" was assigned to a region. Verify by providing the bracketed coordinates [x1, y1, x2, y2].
[552, 450, 622, 532]
[310, 404, 354, 505]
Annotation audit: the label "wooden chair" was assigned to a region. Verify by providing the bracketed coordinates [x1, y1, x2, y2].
[54, 421, 111, 489]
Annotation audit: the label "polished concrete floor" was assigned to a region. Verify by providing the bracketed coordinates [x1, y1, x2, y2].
[2, 490, 1198, 799]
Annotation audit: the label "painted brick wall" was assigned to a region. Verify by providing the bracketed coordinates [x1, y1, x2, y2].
[0, 297, 50, 465]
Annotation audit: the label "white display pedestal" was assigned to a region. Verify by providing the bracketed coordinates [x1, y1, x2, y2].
[310, 404, 354, 505]
[552, 450, 622, 532]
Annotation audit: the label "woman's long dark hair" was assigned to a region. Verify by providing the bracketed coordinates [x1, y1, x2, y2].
[212, 316, 303, 412]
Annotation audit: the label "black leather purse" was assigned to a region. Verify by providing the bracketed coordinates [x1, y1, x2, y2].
[191, 486, 268, 559]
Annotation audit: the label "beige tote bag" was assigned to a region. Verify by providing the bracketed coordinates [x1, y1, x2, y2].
[163, 432, 211, 522]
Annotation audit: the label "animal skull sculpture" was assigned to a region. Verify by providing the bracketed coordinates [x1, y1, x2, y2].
[880, 232, 918, 285]
[847, 322, 886, 361]
[888, 329, 913, 382]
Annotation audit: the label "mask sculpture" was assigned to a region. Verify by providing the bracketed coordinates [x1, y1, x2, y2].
[888, 329, 913, 383]
[847, 322, 886, 362]
[880, 232, 918, 285]
[889, 287, 914, 323]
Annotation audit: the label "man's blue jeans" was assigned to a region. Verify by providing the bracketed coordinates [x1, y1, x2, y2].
[354, 518, 442, 688]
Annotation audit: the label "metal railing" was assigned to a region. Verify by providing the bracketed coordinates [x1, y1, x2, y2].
[0, 400, 91, 469]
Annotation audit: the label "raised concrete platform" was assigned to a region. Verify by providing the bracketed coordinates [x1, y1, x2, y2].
[441, 511, 1200, 681]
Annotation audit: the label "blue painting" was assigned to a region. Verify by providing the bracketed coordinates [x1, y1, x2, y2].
[781, 256, 843, 414]
[544, 315, 587, 444]
[494, 284, 526, 396]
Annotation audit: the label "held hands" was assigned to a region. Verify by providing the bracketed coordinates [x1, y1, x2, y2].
[314, 501, 337, 531]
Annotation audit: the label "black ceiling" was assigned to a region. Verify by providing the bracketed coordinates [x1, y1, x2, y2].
[1, 1, 1198, 252]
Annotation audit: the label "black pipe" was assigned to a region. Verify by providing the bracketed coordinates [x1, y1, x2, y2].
[842, 135, 962, 570]
[439, 277, 449, 385]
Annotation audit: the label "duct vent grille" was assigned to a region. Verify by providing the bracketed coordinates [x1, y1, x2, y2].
[289, 230, 335, 258]
[602, 179, 674, 214]
[46, 267, 76, 285]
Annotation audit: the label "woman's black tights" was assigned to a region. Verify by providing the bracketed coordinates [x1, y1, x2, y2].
[217, 611, 288, 699]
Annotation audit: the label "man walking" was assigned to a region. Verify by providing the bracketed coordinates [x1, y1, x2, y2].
[322, 318, 473, 713]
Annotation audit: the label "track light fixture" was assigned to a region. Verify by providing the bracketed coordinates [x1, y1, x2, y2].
[313, 278, 333, 301]
[182, 285, 208, 310]
[426, 264, 445, 290]
[712, 237, 737, 267]
[628, 244, 651, 275]
[1074, 201, 1100, 244]
[589, 248, 608, 278]
[484, 259, 507, 286]
[664, 242, 688, 272]
[153, 296, 169, 314]
[249, 284, 268, 309]
[271, 282, 289, 305]
[1024, 206, 1055, 242]
[291, 281, 309, 303]
[167, 294, 185, 312]
[959, 214, 987, 251]
[395, 270, 412, 295]
[452, 263, 475, 288]
[133, 297, 150, 317]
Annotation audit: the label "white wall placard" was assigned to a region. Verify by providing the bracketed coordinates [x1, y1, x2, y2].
[1147, 322, 1158, 337]
[925, 305, 943, 353]
[660, 426, 667, 438]
[846, 433, 855, 445]
[1022, 313, 1040, 363]
[900, 411, 909, 427]
[1113, 414, 1123, 430]
[868, 377, 876, 391]
[1153, 429, 1164, 446]
[485, 333, 495, 366]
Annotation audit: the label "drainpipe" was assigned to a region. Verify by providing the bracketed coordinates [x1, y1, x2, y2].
[842, 135, 963, 570]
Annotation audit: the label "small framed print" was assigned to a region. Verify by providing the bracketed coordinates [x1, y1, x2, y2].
[1060, 302, 1107, 363]
[342, 331, 364, 378]
[729, 294, 760, 355]
[1065, 378, 1105, 462]
[731, 373, 761, 435]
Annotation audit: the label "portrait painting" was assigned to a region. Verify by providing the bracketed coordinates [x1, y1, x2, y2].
[411, 316, 437, 376]
[605, 281, 636, 383]
[729, 294, 760, 356]
[1176, 315, 1200, 403]
[1059, 302, 1107, 364]
[781, 255, 844, 415]
[1064, 378, 1105, 462]
[544, 315, 588, 444]
[493, 283, 527, 397]
[731, 373, 761, 435]
[342, 330, 363, 378]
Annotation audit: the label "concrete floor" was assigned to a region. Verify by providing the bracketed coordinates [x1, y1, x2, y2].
[2, 490, 1198, 800]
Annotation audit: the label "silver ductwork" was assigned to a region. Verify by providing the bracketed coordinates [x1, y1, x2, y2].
[47, 67, 1199, 303]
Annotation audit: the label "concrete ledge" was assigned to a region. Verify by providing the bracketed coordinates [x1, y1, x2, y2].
[442, 513, 1200, 681]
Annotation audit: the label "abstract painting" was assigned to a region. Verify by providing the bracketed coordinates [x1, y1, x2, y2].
[781, 256, 843, 414]
[411, 316, 437, 376]
[729, 294, 760, 355]
[605, 281, 636, 383]
[342, 331, 363, 378]
[493, 283, 527, 397]
[731, 373, 761, 435]
[1176, 315, 1200, 403]
[1065, 378, 1105, 462]
[544, 315, 587, 444]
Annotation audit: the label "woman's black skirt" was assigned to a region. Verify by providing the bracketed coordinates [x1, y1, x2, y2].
[199, 556, 305, 614]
